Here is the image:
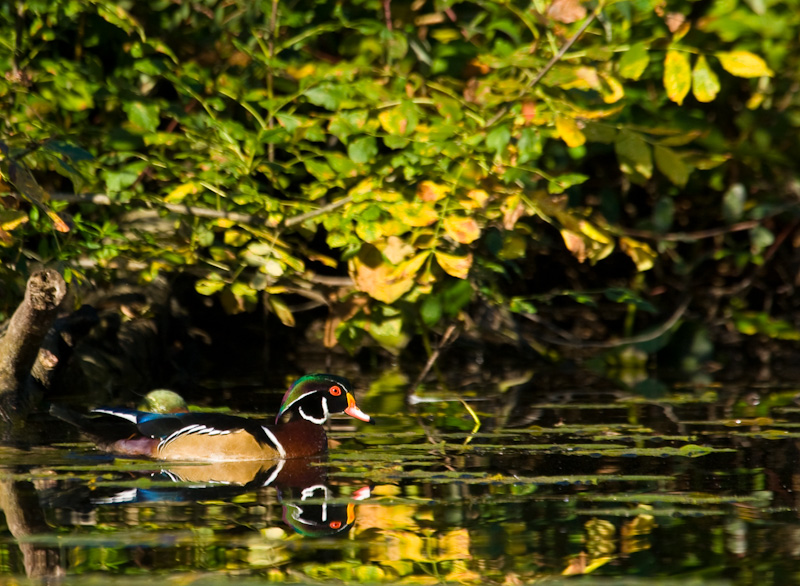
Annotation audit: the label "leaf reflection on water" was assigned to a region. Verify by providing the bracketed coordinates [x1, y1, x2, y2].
[0, 379, 798, 584]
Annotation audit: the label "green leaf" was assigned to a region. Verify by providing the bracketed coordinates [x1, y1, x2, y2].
[420, 295, 442, 327]
[722, 183, 746, 223]
[716, 51, 774, 78]
[379, 101, 418, 136]
[123, 101, 160, 133]
[691, 55, 720, 103]
[305, 84, 347, 110]
[441, 279, 473, 315]
[45, 141, 94, 162]
[604, 288, 656, 313]
[654, 145, 690, 187]
[486, 125, 511, 156]
[615, 131, 653, 179]
[304, 159, 336, 181]
[663, 50, 691, 105]
[348, 136, 378, 164]
[619, 43, 650, 80]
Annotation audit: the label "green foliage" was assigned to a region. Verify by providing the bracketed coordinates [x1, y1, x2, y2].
[1, 0, 798, 354]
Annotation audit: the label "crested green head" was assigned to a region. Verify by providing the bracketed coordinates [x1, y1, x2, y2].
[275, 373, 373, 425]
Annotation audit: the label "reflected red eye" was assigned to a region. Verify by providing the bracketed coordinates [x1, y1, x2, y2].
[329, 385, 342, 396]
[329, 520, 342, 529]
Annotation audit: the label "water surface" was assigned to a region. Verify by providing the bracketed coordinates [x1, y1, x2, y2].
[1, 372, 799, 584]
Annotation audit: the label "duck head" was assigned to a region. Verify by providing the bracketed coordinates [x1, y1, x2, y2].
[276, 374, 374, 425]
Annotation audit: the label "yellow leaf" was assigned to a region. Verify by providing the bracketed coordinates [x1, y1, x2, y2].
[443, 215, 481, 244]
[716, 50, 773, 78]
[390, 251, 431, 282]
[434, 251, 473, 279]
[0, 210, 28, 231]
[268, 295, 296, 327]
[555, 114, 585, 147]
[46, 209, 71, 233]
[461, 189, 489, 209]
[663, 50, 691, 105]
[417, 180, 449, 202]
[224, 229, 250, 246]
[349, 244, 424, 303]
[619, 237, 657, 271]
[393, 201, 439, 227]
[286, 63, 316, 79]
[599, 73, 625, 104]
[165, 181, 199, 203]
[691, 55, 720, 102]
[560, 226, 614, 264]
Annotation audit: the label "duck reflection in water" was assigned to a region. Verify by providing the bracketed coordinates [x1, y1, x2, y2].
[46, 457, 370, 538]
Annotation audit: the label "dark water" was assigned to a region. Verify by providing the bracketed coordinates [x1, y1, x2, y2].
[2, 371, 800, 584]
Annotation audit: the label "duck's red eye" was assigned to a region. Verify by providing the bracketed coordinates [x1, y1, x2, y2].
[329, 385, 342, 396]
[329, 520, 342, 529]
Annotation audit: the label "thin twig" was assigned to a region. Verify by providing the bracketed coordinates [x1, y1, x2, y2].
[521, 293, 692, 348]
[283, 195, 353, 227]
[383, 0, 393, 31]
[267, 0, 278, 164]
[408, 323, 459, 396]
[41, 191, 353, 229]
[485, 6, 601, 127]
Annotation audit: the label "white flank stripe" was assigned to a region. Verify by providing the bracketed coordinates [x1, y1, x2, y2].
[158, 424, 232, 452]
[261, 458, 286, 487]
[92, 408, 138, 424]
[261, 426, 286, 458]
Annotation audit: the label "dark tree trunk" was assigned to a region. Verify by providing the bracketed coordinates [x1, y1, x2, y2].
[0, 269, 67, 420]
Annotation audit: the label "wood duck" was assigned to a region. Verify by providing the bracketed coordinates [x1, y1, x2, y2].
[51, 373, 373, 462]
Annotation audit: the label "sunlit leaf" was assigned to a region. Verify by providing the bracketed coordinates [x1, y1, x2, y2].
[619, 43, 650, 80]
[547, 0, 587, 23]
[434, 251, 473, 279]
[350, 244, 420, 303]
[555, 115, 586, 148]
[619, 237, 657, 272]
[691, 55, 720, 102]
[379, 101, 418, 136]
[599, 73, 625, 104]
[268, 295, 296, 327]
[124, 101, 160, 132]
[0, 210, 28, 231]
[417, 180, 449, 202]
[716, 50, 774, 78]
[348, 136, 378, 163]
[165, 182, 199, 203]
[443, 215, 481, 244]
[663, 50, 691, 105]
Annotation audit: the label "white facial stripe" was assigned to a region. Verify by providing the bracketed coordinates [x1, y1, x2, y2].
[260, 426, 286, 458]
[282, 390, 317, 415]
[157, 424, 233, 452]
[92, 408, 138, 424]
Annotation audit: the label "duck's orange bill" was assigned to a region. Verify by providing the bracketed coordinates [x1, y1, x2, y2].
[345, 393, 375, 424]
